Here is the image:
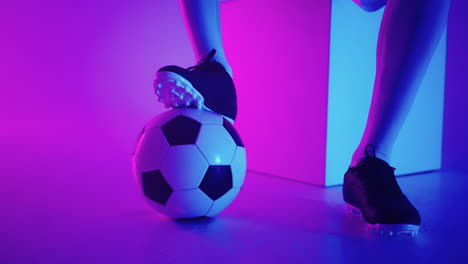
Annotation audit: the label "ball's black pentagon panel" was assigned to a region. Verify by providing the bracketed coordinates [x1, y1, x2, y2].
[223, 119, 244, 147]
[141, 170, 173, 205]
[145, 109, 181, 130]
[199, 165, 233, 201]
[162, 115, 201, 146]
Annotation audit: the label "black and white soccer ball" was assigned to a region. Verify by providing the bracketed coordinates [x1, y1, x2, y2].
[132, 108, 246, 219]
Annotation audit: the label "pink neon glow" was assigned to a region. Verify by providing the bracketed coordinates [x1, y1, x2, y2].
[0, 0, 466, 260]
[221, 0, 330, 185]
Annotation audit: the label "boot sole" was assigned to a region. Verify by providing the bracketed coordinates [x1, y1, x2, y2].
[346, 202, 420, 237]
[154, 71, 234, 124]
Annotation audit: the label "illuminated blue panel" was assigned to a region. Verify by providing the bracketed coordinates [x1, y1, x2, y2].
[326, 0, 446, 186]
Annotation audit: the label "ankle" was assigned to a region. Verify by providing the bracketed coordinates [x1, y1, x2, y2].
[195, 49, 233, 78]
[350, 144, 391, 167]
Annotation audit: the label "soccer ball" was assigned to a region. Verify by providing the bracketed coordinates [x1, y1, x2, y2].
[132, 108, 246, 219]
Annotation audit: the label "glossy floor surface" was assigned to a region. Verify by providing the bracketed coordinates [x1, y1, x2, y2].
[1, 118, 467, 263]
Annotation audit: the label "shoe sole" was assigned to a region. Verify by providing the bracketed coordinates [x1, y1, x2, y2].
[345, 203, 419, 237]
[154, 71, 234, 124]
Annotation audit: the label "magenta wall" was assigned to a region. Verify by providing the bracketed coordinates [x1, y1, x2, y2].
[221, 0, 331, 185]
[0, 1, 330, 259]
[1, 3, 188, 258]
[1, 0, 465, 196]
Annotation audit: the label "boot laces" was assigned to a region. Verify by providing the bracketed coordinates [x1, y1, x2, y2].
[187, 49, 217, 71]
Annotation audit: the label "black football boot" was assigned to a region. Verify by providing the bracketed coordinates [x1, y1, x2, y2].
[343, 145, 421, 236]
[153, 49, 237, 123]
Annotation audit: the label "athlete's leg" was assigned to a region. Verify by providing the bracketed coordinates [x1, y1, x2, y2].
[351, 0, 451, 165]
[343, 0, 451, 236]
[179, 0, 232, 76]
[153, 0, 237, 122]
[353, 0, 387, 12]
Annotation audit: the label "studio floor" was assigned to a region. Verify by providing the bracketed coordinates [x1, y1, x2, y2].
[1, 117, 467, 264]
[3, 169, 468, 263]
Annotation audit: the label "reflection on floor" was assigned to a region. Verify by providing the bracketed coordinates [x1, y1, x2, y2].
[3, 169, 468, 263]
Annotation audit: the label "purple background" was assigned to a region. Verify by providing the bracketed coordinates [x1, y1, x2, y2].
[1, 0, 466, 173]
[0, 0, 466, 262]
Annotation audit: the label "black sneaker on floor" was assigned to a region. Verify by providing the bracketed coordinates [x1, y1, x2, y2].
[343, 145, 421, 236]
[153, 49, 237, 123]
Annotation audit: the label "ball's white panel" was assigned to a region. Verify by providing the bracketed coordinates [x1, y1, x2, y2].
[206, 188, 240, 217]
[180, 108, 223, 125]
[164, 188, 213, 219]
[196, 125, 236, 165]
[145, 109, 181, 130]
[231, 147, 247, 188]
[161, 145, 209, 190]
[134, 128, 169, 173]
